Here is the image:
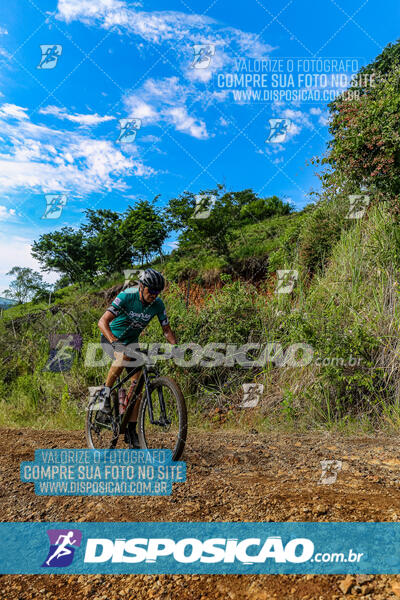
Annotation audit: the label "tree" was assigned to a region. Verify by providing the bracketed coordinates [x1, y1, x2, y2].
[239, 195, 292, 223]
[165, 187, 235, 258]
[31, 227, 94, 284]
[31, 204, 167, 283]
[3, 267, 51, 304]
[322, 39, 400, 215]
[82, 209, 132, 275]
[164, 190, 199, 231]
[30, 190, 291, 285]
[120, 199, 168, 265]
[165, 188, 292, 259]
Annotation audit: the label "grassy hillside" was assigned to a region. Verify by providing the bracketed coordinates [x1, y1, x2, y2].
[0, 208, 301, 429]
[159, 210, 306, 283]
[2, 39, 400, 432]
[1, 200, 399, 434]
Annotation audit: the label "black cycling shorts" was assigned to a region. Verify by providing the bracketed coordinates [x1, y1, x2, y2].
[100, 335, 146, 367]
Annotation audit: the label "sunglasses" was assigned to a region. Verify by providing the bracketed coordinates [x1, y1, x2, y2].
[146, 287, 160, 296]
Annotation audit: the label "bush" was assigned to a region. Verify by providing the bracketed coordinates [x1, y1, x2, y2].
[273, 204, 400, 427]
[297, 198, 350, 278]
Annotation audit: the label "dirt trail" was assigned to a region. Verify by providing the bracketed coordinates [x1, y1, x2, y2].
[2, 427, 400, 599]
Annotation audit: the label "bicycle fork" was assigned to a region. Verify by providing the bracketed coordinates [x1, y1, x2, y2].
[143, 372, 171, 427]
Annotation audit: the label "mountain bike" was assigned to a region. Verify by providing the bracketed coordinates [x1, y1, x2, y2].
[85, 350, 187, 460]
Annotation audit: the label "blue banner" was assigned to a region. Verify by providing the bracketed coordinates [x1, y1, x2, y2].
[1, 522, 400, 574]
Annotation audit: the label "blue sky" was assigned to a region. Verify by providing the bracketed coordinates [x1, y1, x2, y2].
[0, 0, 399, 291]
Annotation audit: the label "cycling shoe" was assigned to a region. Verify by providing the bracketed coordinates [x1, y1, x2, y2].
[124, 423, 140, 449]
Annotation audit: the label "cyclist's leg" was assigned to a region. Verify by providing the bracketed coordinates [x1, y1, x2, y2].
[127, 369, 142, 421]
[105, 355, 126, 388]
[124, 369, 142, 448]
[100, 335, 130, 389]
[98, 336, 132, 416]
[124, 354, 144, 447]
[123, 343, 147, 421]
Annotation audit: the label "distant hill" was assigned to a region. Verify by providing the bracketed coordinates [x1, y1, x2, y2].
[0, 297, 17, 310]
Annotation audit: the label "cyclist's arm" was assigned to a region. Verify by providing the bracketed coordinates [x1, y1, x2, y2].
[161, 323, 177, 345]
[156, 301, 176, 344]
[98, 310, 119, 344]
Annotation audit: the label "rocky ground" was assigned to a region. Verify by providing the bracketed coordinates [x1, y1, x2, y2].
[2, 427, 400, 598]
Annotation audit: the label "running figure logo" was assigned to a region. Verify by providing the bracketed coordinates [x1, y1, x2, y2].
[42, 194, 67, 219]
[266, 119, 291, 143]
[192, 45, 215, 69]
[240, 383, 264, 408]
[123, 268, 144, 291]
[193, 194, 216, 219]
[42, 529, 82, 567]
[275, 269, 298, 294]
[37, 45, 62, 69]
[117, 118, 141, 143]
[43, 334, 82, 373]
[346, 194, 370, 219]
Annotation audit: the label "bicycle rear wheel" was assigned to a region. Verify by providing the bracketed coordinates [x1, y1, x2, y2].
[138, 376, 187, 460]
[85, 391, 120, 449]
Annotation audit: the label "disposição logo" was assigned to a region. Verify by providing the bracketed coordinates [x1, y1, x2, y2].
[84, 536, 315, 564]
[42, 529, 82, 567]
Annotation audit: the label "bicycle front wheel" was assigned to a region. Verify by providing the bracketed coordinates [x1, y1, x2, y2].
[138, 376, 187, 461]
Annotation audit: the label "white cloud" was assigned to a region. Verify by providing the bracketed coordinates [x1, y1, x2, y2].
[0, 102, 155, 194]
[127, 100, 156, 121]
[56, 1, 273, 84]
[318, 113, 330, 126]
[0, 205, 16, 220]
[0, 103, 29, 120]
[56, 0, 127, 24]
[280, 109, 312, 129]
[56, 0, 274, 59]
[0, 27, 8, 35]
[309, 107, 329, 126]
[55, 1, 275, 140]
[39, 105, 115, 126]
[139, 134, 161, 143]
[57, 1, 214, 43]
[124, 76, 209, 139]
[168, 106, 208, 139]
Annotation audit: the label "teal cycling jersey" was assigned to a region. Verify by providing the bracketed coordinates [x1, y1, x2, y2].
[107, 289, 168, 344]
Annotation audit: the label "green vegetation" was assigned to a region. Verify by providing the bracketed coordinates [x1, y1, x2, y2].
[2, 39, 400, 433]
[3, 267, 52, 303]
[25, 189, 291, 289]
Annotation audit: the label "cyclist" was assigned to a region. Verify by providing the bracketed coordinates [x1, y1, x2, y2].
[97, 268, 177, 448]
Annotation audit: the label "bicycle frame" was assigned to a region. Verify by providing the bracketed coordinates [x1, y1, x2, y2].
[109, 359, 169, 433]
